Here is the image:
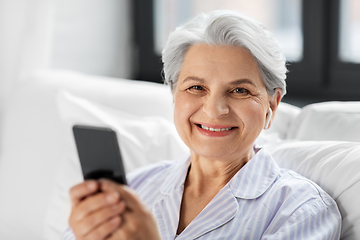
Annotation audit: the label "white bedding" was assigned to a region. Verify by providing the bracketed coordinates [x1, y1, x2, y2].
[0, 70, 359, 240]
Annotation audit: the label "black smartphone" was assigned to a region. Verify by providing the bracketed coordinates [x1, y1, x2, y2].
[73, 125, 127, 185]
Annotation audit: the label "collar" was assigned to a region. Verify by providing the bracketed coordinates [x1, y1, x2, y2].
[160, 155, 191, 195]
[160, 148, 280, 199]
[229, 148, 280, 199]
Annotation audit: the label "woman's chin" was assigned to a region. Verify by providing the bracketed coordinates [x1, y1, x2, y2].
[192, 145, 236, 161]
[189, 139, 255, 162]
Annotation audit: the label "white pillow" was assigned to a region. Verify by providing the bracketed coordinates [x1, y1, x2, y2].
[265, 102, 301, 139]
[56, 91, 188, 173]
[44, 91, 189, 239]
[31, 70, 175, 121]
[287, 101, 360, 142]
[263, 140, 360, 240]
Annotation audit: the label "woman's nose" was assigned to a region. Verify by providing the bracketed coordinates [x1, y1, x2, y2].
[202, 94, 229, 119]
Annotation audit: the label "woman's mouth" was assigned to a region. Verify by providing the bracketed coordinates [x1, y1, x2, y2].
[195, 123, 237, 137]
[196, 124, 234, 131]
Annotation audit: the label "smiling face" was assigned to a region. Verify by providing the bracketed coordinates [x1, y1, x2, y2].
[173, 44, 280, 162]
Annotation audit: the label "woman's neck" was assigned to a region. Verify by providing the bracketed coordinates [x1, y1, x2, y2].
[176, 147, 256, 234]
[186, 148, 255, 195]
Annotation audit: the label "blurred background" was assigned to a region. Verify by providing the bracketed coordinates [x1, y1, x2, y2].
[0, 0, 359, 111]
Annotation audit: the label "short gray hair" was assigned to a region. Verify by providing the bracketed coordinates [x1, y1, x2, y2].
[162, 10, 287, 97]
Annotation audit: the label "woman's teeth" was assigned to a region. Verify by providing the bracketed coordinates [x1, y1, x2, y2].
[200, 125, 232, 131]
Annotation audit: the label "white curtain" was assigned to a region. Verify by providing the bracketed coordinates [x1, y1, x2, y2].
[0, 0, 132, 114]
[0, 0, 54, 110]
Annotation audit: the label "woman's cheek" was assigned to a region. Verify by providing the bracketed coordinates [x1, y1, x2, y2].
[173, 93, 188, 130]
[173, 93, 198, 141]
[237, 100, 266, 131]
[250, 107, 266, 132]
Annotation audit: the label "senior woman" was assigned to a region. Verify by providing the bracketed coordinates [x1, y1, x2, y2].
[63, 10, 341, 240]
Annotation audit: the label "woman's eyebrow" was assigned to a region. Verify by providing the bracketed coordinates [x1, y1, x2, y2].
[182, 77, 256, 87]
[230, 79, 256, 87]
[182, 76, 205, 83]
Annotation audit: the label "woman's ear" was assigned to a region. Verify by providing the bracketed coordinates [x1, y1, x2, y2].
[270, 89, 282, 109]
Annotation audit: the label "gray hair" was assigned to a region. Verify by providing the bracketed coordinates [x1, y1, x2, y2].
[162, 10, 287, 97]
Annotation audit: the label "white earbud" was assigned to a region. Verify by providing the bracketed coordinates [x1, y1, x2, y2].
[264, 108, 273, 130]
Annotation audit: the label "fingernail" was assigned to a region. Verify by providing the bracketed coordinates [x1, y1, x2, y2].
[87, 181, 97, 191]
[98, 178, 108, 183]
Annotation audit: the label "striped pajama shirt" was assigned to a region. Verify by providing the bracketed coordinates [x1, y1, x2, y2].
[62, 148, 341, 240]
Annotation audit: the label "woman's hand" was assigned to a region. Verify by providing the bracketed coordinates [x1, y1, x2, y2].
[99, 179, 162, 240]
[68, 180, 126, 240]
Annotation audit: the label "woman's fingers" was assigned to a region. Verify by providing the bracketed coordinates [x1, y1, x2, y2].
[73, 201, 126, 238]
[69, 179, 161, 239]
[98, 179, 162, 240]
[88, 215, 121, 240]
[69, 180, 99, 207]
[72, 191, 121, 222]
[99, 179, 142, 210]
[69, 180, 128, 240]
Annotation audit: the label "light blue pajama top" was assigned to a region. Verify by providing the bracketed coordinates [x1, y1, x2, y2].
[62, 148, 341, 240]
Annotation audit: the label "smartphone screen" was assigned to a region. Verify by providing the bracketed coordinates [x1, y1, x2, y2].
[73, 125, 127, 185]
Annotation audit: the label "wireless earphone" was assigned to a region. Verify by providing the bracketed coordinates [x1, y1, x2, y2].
[264, 108, 273, 130]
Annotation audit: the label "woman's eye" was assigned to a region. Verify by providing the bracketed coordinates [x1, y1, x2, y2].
[189, 85, 204, 91]
[233, 88, 249, 94]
